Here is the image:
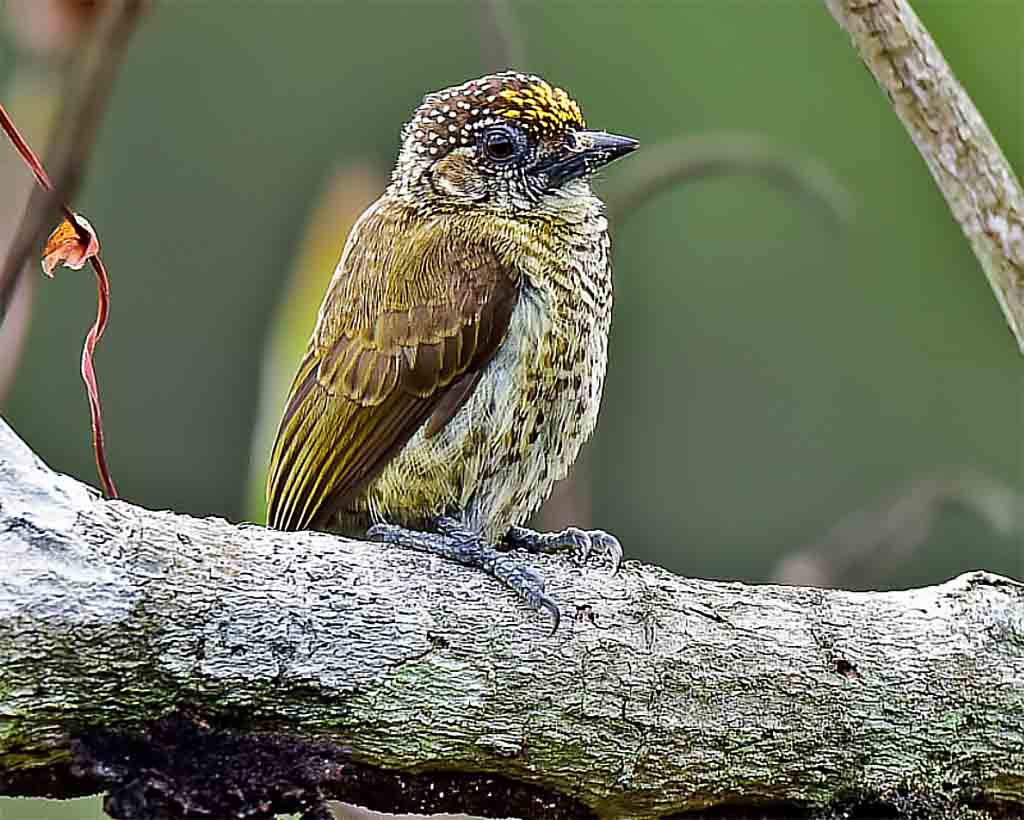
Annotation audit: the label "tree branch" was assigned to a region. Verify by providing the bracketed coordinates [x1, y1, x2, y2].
[0, 417, 1021, 819]
[823, 0, 1024, 352]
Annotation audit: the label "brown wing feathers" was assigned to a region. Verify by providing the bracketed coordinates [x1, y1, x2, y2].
[265, 205, 519, 531]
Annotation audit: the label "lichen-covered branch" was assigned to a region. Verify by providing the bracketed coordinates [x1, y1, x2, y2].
[0, 417, 1022, 819]
[823, 0, 1024, 352]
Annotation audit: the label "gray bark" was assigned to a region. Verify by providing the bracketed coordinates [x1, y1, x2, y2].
[823, 0, 1024, 354]
[1, 416, 1022, 819]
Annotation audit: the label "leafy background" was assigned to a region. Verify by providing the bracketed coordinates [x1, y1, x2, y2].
[0, 1, 1020, 818]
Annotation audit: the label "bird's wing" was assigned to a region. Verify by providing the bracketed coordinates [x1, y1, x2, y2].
[266, 201, 519, 531]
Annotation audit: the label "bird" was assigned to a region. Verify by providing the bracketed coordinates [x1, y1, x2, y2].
[265, 71, 637, 628]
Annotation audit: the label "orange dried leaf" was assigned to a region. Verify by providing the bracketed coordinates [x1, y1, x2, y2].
[41, 213, 100, 276]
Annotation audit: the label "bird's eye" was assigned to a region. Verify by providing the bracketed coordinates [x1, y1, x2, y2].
[481, 125, 523, 163]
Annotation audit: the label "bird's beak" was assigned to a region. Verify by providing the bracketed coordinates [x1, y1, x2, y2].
[537, 130, 639, 189]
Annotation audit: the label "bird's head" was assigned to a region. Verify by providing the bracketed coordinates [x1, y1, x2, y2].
[390, 71, 637, 214]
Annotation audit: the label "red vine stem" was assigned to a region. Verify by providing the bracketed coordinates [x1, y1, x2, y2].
[0, 101, 118, 498]
[83, 256, 117, 498]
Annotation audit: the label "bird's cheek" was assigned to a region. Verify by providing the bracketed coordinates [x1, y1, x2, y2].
[430, 152, 490, 202]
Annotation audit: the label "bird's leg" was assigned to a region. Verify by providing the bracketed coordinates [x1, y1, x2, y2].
[503, 525, 623, 573]
[367, 517, 561, 630]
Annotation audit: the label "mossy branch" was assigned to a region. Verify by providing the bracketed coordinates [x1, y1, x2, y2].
[1, 417, 1022, 820]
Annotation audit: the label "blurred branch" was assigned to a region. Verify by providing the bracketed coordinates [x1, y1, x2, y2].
[2, 418, 1023, 820]
[772, 469, 1021, 588]
[823, 0, 1024, 352]
[0, 267, 32, 401]
[477, 0, 526, 71]
[534, 446, 592, 533]
[247, 164, 383, 523]
[542, 135, 851, 533]
[473, 0, 858, 539]
[604, 131, 854, 228]
[0, 0, 144, 323]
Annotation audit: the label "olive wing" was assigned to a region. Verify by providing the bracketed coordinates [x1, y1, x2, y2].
[266, 204, 519, 531]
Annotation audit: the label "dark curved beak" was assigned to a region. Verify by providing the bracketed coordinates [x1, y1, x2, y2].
[538, 130, 639, 190]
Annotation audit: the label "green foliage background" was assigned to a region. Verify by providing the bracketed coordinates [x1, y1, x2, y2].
[0, 1, 1020, 817]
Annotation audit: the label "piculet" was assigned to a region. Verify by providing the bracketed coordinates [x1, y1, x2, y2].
[266, 72, 638, 629]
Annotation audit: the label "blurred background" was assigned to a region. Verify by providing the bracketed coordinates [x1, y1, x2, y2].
[0, 1, 1020, 818]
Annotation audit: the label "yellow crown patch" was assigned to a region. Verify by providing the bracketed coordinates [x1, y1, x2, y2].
[496, 80, 585, 134]
[405, 72, 587, 159]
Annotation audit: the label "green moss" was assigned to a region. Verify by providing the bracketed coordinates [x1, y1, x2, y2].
[0, 749, 72, 772]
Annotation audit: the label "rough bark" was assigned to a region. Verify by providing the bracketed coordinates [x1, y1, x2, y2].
[1, 417, 1022, 820]
[823, 0, 1024, 353]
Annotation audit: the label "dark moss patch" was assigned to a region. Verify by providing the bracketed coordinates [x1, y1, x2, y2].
[71, 710, 592, 819]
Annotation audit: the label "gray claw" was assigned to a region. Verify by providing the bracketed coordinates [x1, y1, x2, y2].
[562, 526, 592, 562]
[368, 520, 568, 633]
[491, 556, 561, 632]
[589, 530, 623, 575]
[491, 555, 545, 591]
[538, 596, 561, 635]
[504, 525, 623, 575]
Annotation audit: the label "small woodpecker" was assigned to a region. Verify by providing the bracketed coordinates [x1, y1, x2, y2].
[266, 72, 638, 627]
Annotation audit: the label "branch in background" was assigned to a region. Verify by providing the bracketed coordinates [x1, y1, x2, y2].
[533, 446, 592, 534]
[246, 164, 384, 524]
[477, 0, 526, 71]
[459, 0, 860, 541]
[772, 469, 1021, 588]
[604, 131, 854, 228]
[823, 0, 1024, 352]
[537, 136, 852, 534]
[1, 417, 1022, 820]
[0, 3, 80, 402]
[0, 0, 145, 321]
[0, 272, 31, 401]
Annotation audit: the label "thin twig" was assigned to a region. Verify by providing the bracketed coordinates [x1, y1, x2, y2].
[772, 469, 1021, 588]
[605, 131, 854, 228]
[547, 132, 851, 530]
[0, 110, 72, 210]
[0, 0, 145, 323]
[0, 103, 81, 227]
[477, 0, 527, 71]
[823, 0, 1024, 352]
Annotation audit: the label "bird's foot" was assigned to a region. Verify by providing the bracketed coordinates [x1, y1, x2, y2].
[367, 518, 561, 632]
[504, 525, 623, 574]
